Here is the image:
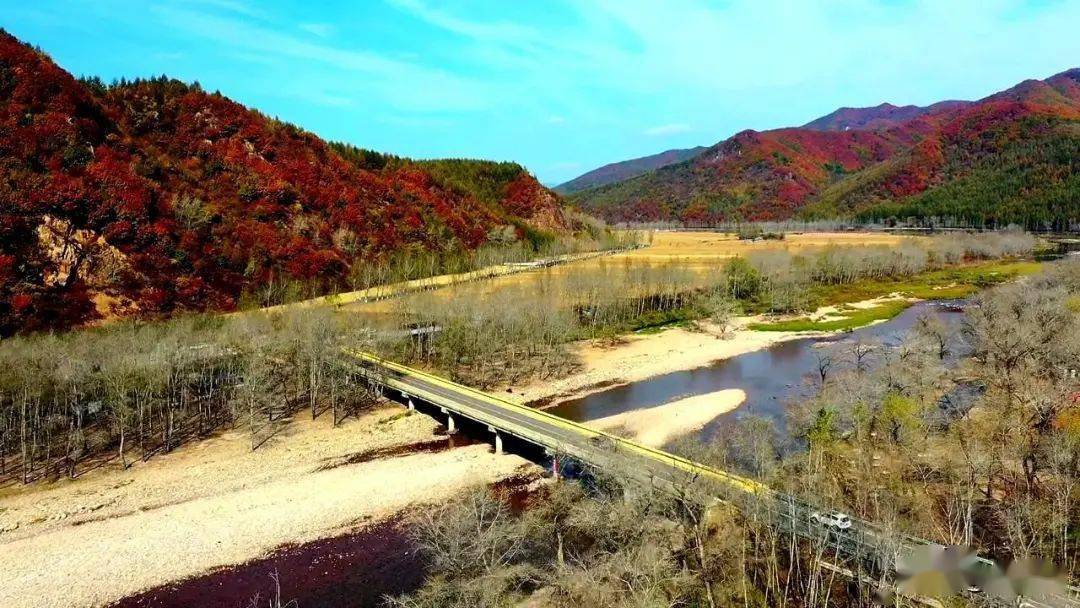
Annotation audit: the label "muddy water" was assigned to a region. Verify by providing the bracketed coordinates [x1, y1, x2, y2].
[108, 446, 538, 608]
[109, 517, 422, 608]
[546, 300, 969, 436]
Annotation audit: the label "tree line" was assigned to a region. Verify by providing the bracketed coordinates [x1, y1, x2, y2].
[0, 309, 375, 484]
[244, 227, 641, 309]
[855, 119, 1080, 232]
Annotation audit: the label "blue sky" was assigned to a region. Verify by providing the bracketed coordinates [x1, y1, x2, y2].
[4, 0, 1080, 184]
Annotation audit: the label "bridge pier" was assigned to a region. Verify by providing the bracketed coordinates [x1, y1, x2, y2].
[406, 396, 415, 411]
[489, 426, 503, 455]
[439, 407, 457, 434]
[545, 449, 560, 479]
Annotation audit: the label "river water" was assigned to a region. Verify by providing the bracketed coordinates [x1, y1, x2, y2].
[547, 236, 1077, 435]
[546, 300, 970, 436]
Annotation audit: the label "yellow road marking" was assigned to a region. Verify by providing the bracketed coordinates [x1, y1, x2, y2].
[347, 350, 769, 495]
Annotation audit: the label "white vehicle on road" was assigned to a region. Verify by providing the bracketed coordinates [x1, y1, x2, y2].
[810, 510, 853, 530]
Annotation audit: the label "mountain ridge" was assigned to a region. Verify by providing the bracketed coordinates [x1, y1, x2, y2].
[554, 146, 707, 194]
[569, 68, 1080, 228]
[801, 100, 970, 132]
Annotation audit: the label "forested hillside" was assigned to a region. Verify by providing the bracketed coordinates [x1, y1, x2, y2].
[569, 127, 920, 222]
[554, 146, 707, 194]
[0, 31, 569, 336]
[331, 145, 570, 235]
[800, 100, 968, 132]
[812, 78, 1080, 228]
[570, 69, 1080, 228]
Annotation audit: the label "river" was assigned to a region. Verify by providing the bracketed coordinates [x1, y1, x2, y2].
[545, 239, 1077, 437]
[547, 299, 970, 437]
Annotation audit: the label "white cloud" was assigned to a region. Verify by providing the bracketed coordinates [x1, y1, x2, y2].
[386, 0, 541, 46]
[644, 123, 692, 136]
[149, 5, 495, 113]
[298, 91, 355, 108]
[187, 0, 265, 18]
[547, 115, 567, 124]
[152, 51, 186, 61]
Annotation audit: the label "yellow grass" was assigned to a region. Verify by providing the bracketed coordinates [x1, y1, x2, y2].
[258, 249, 620, 315]
[623, 230, 911, 261]
[344, 231, 920, 320]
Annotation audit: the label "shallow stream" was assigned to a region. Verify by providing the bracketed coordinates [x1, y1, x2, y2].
[546, 300, 969, 437]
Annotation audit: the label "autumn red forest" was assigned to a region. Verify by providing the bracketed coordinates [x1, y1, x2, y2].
[568, 68, 1080, 227]
[0, 31, 575, 336]
[2, 27, 1078, 337]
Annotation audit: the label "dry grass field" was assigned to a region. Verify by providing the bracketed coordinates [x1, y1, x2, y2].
[342, 231, 918, 321]
[624, 230, 910, 261]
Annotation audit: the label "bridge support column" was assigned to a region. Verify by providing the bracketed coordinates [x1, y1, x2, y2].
[489, 426, 503, 455]
[407, 397, 415, 411]
[546, 450, 560, 480]
[438, 407, 456, 434]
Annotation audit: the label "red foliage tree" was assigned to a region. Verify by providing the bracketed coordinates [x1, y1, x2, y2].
[1, 30, 566, 335]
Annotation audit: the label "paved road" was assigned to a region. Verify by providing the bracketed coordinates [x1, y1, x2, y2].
[351, 352, 1079, 607]
[351, 352, 764, 492]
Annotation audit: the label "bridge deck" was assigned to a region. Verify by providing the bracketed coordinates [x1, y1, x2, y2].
[350, 351, 766, 496]
[349, 351, 1079, 608]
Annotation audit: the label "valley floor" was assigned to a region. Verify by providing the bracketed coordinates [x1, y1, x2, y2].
[0, 317, 807, 608]
[0, 293, 936, 608]
[0, 408, 529, 608]
[1, 239, 1039, 608]
[257, 248, 626, 316]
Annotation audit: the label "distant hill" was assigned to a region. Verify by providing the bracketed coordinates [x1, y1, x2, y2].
[811, 69, 1080, 224]
[554, 147, 706, 194]
[0, 30, 568, 335]
[569, 69, 1080, 228]
[568, 128, 918, 222]
[801, 101, 969, 132]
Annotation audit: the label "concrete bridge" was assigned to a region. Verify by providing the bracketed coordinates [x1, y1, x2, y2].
[349, 351, 1079, 608]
